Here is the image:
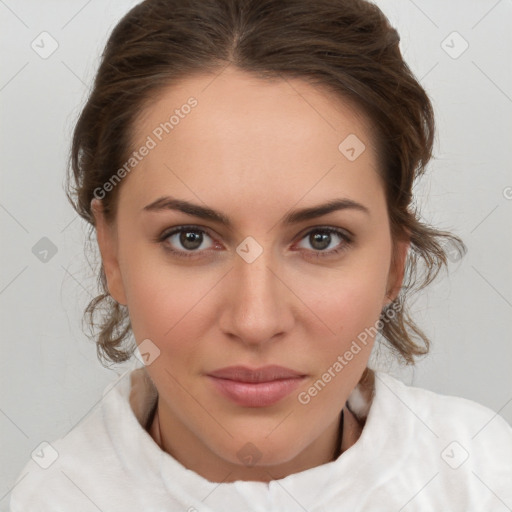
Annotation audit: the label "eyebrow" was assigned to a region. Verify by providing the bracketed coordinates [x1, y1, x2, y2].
[142, 195, 370, 227]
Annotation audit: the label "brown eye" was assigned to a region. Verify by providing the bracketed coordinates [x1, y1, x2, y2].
[296, 227, 352, 258]
[159, 226, 216, 259]
[178, 230, 204, 250]
[309, 231, 333, 251]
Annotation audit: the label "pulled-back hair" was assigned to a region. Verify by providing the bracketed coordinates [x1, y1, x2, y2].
[66, 0, 466, 366]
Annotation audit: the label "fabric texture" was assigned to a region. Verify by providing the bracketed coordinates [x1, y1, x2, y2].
[10, 366, 512, 511]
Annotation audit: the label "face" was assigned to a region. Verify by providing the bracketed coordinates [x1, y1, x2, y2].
[93, 67, 408, 481]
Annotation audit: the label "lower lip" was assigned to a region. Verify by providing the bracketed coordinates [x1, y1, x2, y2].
[207, 376, 305, 407]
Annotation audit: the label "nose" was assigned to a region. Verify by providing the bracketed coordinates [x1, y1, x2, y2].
[218, 244, 295, 348]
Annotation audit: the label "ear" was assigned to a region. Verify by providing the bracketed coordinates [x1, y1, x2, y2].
[90, 199, 127, 305]
[383, 237, 410, 307]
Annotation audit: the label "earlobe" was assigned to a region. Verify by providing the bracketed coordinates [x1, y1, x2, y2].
[384, 239, 410, 306]
[90, 199, 128, 305]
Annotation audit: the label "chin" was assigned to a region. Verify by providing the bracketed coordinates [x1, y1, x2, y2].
[215, 434, 304, 469]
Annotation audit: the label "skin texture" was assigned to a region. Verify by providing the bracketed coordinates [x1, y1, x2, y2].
[92, 66, 409, 483]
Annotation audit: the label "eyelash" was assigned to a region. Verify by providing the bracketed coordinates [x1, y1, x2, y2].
[156, 225, 353, 260]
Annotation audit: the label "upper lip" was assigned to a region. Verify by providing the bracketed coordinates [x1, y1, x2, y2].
[207, 365, 306, 383]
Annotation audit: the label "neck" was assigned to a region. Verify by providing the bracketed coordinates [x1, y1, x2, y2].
[148, 403, 362, 483]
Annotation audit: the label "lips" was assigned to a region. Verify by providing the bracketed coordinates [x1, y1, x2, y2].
[206, 365, 306, 407]
[207, 365, 305, 382]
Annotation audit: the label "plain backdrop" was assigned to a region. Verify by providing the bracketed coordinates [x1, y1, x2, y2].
[1, 0, 511, 507]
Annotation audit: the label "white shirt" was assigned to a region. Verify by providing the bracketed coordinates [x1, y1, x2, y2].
[10, 367, 512, 511]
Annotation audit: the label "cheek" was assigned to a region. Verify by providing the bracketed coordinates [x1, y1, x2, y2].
[299, 281, 382, 377]
[304, 256, 390, 335]
[295, 273, 386, 409]
[117, 240, 182, 335]
[294, 242, 391, 375]
[119, 246, 220, 362]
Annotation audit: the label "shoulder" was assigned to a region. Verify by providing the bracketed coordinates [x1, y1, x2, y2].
[337, 371, 512, 508]
[374, 371, 512, 442]
[9, 369, 158, 511]
[10, 415, 113, 509]
[371, 371, 512, 502]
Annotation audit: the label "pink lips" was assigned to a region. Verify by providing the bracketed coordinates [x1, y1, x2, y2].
[207, 365, 306, 407]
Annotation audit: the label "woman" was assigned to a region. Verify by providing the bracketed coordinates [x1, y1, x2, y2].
[11, 0, 512, 510]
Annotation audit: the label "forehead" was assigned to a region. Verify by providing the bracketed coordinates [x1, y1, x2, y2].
[123, 67, 383, 216]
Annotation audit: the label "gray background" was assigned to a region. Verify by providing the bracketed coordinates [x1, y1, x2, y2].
[1, 0, 511, 507]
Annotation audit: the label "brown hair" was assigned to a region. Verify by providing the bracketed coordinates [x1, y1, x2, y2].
[66, 0, 466, 367]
